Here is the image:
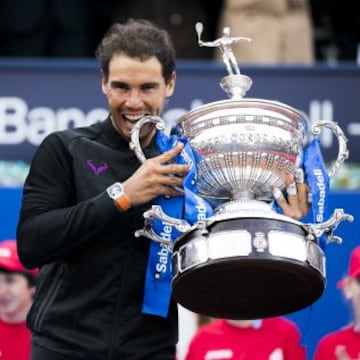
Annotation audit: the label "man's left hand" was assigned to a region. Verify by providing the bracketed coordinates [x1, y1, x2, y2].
[272, 169, 310, 220]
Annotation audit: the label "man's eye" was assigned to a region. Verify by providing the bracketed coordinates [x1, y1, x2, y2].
[142, 85, 156, 91]
[111, 83, 128, 90]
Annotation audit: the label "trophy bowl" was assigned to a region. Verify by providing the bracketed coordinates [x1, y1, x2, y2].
[173, 97, 309, 203]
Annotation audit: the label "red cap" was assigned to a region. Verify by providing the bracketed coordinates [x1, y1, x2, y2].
[337, 246, 360, 288]
[0, 240, 38, 275]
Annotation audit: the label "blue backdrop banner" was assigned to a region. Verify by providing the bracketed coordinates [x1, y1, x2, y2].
[0, 60, 359, 166]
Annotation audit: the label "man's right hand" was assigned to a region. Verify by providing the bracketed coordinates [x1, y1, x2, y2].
[123, 142, 191, 207]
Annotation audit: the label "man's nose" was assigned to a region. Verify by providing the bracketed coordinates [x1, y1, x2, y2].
[125, 89, 143, 108]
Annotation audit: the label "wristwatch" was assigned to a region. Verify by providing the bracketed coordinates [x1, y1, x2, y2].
[106, 182, 131, 211]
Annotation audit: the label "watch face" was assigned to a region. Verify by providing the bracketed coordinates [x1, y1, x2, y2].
[107, 183, 124, 199]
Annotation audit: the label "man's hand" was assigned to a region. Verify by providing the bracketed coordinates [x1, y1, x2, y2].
[123, 142, 191, 207]
[272, 169, 310, 220]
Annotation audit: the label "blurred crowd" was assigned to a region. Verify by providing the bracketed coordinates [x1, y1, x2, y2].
[0, 0, 359, 64]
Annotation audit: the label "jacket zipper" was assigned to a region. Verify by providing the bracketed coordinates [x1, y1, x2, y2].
[34, 263, 66, 330]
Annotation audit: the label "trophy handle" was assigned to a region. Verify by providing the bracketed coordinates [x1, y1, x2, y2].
[129, 115, 166, 163]
[304, 208, 354, 245]
[311, 120, 349, 178]
[134, 205, 193, 247]
[130, 116, 192, 246]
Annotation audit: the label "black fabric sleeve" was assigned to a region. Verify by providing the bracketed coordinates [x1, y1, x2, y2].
[16, 133, 120, 268]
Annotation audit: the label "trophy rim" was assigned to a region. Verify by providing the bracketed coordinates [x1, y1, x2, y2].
[175, 97, 309, 128]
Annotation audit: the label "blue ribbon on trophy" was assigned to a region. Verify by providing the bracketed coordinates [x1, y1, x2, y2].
[142, 130, 213, 317]
[273, 137, 330, 249]
[303, 138, 330, 250]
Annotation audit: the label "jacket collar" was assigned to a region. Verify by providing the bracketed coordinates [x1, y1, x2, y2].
[100, 115, 128, 149]
[100, 115, 159, 157]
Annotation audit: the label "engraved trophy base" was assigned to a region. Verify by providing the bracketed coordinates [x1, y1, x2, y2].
[171, 201, 326, 319]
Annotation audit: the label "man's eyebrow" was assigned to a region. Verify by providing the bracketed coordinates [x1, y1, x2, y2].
[110, 80, 128, 87]
[139, 82, 160, 88]
[109, 81, 160, 88]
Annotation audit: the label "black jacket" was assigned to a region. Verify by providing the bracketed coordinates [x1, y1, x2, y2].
[17, 117, 178, 359]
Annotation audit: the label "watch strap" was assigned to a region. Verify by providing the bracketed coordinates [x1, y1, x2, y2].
[106, 182, 131, 212]
[114, 194, 131, 211]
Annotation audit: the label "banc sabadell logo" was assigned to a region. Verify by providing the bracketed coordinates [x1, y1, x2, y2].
[0, 96, 359, 188]
[0, 96, 342, 148]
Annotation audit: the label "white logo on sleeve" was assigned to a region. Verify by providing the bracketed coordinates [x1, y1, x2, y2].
[205, 349, 233, 360]
[269, 348, 283, 360]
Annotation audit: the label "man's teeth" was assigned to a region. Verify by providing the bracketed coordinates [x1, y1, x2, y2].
[124, 115, 144, 122]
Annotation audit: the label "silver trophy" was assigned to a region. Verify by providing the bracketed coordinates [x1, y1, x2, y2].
[130, 24, 353, 319]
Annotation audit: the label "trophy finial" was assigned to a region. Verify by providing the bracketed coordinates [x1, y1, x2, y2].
[195, 23, 253, 99]
[195, 24, 251, 76]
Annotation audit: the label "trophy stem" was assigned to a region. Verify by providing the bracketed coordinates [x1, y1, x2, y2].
[232, 188, 255, 201]
[220, 74, 253, 99]
[214, 199, 275, 218]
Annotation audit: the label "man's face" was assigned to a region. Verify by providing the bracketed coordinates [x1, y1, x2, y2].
[0, 272, 35, 323]
[101, 54, 176, 146]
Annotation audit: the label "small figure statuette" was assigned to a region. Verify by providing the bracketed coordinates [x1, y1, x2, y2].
[195, 22, 251, 76]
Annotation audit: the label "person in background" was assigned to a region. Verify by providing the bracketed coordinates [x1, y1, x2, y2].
[16, 18, 310, 359]
[313, 246, 360, 360]
[185, 317, 306, 360]
[216, 0, 314, 64]
[0, 239, 38, 360]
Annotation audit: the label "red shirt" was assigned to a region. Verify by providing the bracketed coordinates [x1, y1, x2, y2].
[314, 324, 360, 360]
[185, 318, 306, 360]
[0, 319, 32, 360]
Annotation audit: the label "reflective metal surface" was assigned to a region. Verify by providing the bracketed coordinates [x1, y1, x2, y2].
[174, 99, 348, 202]
[129, 24, 353, 319]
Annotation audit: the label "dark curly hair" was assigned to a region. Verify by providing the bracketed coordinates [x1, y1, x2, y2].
[96, 19, 176, 84]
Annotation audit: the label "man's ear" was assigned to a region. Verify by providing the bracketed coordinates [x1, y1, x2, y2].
[101, 72, 108, 95]
[166, 71, 176, 98]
